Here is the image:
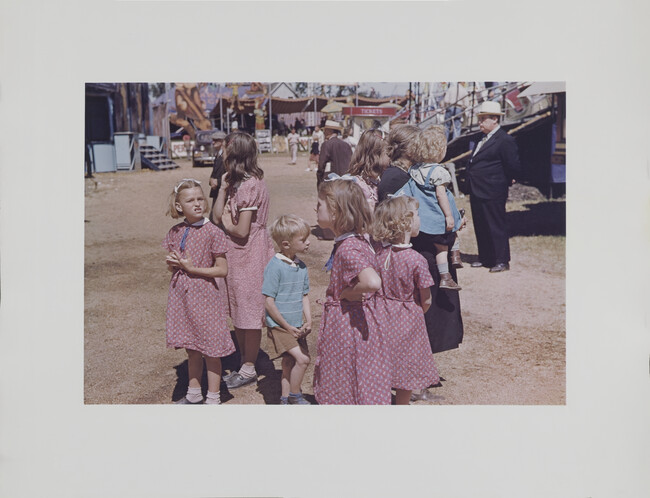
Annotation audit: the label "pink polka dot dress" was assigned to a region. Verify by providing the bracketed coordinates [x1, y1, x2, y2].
[375, 244, 439, 390]
[313, 235, 391, 405]
[225, 176, 275, 329]
[163, 220, 235, 358]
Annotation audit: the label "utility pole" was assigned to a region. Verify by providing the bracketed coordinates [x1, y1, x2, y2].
[415, 82, 421, 123]
[408, 82, 412, 123]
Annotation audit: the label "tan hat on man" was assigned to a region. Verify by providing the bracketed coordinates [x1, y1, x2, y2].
[323, 119, 343, 132]
[476, 101, 505, 116]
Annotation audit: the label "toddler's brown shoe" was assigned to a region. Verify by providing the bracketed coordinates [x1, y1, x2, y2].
[439, 273, 462, 291]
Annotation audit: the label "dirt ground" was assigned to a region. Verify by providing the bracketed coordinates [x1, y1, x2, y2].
[84, 150, 565, 405]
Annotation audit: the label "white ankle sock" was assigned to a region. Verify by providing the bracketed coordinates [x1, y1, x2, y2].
[239, 364, 256, 378]
[186, 387, 203, 403]
[205, 391, 221, 405]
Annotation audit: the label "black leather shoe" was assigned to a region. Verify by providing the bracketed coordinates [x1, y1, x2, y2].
[470, 261, 484, 268]
[489, 263, 510, 273]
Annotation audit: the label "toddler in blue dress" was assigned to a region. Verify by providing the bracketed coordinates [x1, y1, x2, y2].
[396, 125, 466, 290]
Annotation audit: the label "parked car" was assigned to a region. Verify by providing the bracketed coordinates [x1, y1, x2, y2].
[191, 129, 218, 167]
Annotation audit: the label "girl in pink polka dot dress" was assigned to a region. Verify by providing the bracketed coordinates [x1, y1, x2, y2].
[312, 179, 391, 405]
[212, 132, 275, 389]
[372, 195, 440, 405]
[163, 179, 235, 405]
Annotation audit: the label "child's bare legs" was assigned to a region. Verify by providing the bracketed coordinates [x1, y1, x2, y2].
[187, 349, 204, 390]
[227, 328, 261, 387]
[234, 328, 246, 364]
[238, 328, 261, 367]
[287, 346, 310, 394]
[434, 243, 448, 266]
[204, 356, 222, 403]
[435, 242, 461, 291]
[205, 357, 221, 393]
[184, 349, 204, 403]
[279, 346, 311, 404]
[280, 355, 295, 398]
[395, 389, 412, 405]
[185, 351, 222, 403]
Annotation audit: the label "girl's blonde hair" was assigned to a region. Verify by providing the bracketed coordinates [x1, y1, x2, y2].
[318, 179, 372, 235]
[348, 129, 389, 179]
[408, 124, 448, 163]
[372, 196, 419, 244]
[166, 178, 208, 219]
[224, 132, 264, 186]
[386, 124, 421, 171]
[269, 214, 311, 247]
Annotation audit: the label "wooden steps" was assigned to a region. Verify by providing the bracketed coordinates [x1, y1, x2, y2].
[139, 145, 179, 171]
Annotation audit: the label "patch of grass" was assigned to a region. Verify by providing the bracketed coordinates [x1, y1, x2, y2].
[511, 235, 565, 273]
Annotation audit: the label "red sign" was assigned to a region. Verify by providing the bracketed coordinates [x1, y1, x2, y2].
[342, 106, 397, 117]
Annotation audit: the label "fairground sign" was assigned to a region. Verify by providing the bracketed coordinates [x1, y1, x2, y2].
[342, 106, 397, 117]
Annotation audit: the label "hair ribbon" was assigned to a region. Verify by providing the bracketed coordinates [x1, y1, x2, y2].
[325, 173, 357, 182]
[174, 178, 201, 194]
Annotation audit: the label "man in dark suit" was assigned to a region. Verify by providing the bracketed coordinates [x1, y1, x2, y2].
[316, 120, 353, 186]
[466, 101, 522, 272]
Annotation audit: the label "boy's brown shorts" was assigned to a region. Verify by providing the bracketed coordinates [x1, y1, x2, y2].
[267, 326, 309, 359]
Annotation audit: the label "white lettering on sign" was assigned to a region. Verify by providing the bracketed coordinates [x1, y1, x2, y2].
[343, 107, 395, 117]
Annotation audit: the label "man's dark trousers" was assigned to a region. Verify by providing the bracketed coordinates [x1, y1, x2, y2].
[470, 194, 510, 267]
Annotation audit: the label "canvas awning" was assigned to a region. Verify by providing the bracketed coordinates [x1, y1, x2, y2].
[519, 81, 566, 97]
[208, 95, 407, 117]
[153, 83, 409, 115]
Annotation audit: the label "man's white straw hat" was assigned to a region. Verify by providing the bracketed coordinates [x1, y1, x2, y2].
[476, 101, 505, 116]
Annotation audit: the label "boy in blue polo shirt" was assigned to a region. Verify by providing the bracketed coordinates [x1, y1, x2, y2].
[263, 215, 312, 405]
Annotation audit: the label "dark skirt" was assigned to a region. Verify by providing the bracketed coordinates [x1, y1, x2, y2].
[411, 232, 464, 353]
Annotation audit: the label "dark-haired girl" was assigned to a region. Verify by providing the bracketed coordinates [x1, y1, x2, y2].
[213, 132, 275, 389]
